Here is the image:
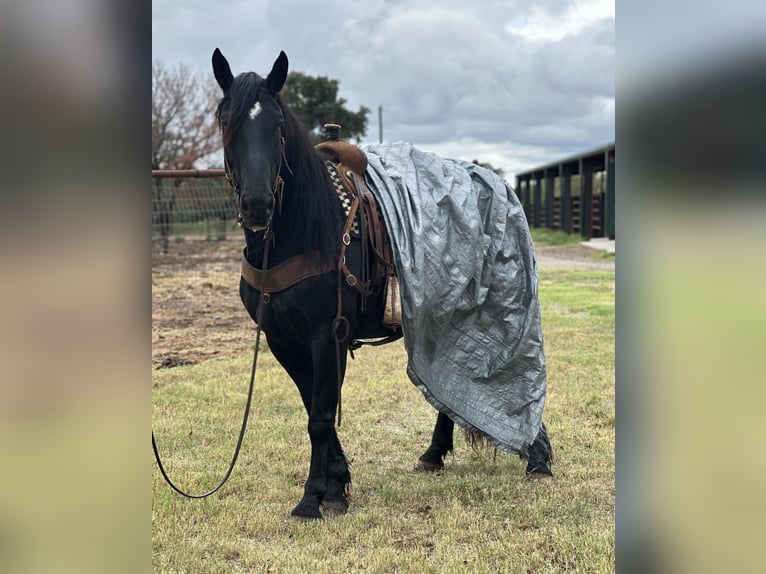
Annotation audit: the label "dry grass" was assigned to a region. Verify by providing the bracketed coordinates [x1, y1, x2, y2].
[152, 267, 614, 572]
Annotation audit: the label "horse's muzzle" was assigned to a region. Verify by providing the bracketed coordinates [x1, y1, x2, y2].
[239, 193, 274, 231]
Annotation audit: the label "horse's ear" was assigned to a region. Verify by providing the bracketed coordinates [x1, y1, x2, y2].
[266, 51, 288, 95]
[212, 48, 233, 92]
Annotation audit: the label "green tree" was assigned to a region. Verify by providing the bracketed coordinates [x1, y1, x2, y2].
[281, 72, 370, 143]
[472, 159, 505, 178]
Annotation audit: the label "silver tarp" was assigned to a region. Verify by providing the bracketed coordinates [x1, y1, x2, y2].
[362, 142, 547, 455]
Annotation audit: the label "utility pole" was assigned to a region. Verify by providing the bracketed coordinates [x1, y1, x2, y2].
[378, 105, 383, 143]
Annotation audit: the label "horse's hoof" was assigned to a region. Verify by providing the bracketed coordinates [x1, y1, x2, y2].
[416, 459, 444, 472]
[290, 502, 323, 521]
[288, 514, 321, 523]
[322, 499, 349, 514]
[525, 464, 554, 479]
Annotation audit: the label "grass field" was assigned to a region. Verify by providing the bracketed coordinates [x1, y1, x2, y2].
[529, 228, 584, 246]
[152, 258, 615, 572]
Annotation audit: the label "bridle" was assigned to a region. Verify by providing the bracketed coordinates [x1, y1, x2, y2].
[224, 133, 291, 232]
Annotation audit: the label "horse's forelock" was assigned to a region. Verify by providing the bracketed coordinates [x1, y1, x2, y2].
[216, 72, 264, 147]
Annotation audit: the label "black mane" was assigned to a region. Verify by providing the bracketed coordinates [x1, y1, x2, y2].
[275, 92, 344, 260]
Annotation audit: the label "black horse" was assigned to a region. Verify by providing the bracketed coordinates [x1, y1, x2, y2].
[212, 49, 552, 520]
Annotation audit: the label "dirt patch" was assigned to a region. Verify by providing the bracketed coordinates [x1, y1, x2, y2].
[151, 238, 614, 368]
[534, 244, 615, 271]
[152, 237, 256, 369]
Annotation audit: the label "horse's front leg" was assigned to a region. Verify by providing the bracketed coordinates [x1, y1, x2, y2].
[290, 334, 346, 520]
[268, 336, 350, 518]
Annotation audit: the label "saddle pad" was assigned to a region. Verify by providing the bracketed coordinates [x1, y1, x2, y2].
[325, 160, 360, 236]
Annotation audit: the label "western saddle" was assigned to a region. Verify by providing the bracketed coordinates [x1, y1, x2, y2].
[241, 124, 400, 333]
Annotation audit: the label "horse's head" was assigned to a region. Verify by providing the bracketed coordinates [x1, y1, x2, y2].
[212, 49, 289, 231]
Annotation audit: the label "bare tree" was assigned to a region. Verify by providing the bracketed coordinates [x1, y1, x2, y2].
[152, 61, 220, 169]
[152, 62, 221, 253]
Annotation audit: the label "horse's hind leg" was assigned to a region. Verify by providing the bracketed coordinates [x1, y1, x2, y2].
[524, 421, 554, 478]
[418, 411, 454, 471]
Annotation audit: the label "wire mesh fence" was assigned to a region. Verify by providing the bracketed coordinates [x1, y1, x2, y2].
[152, 170, 238, 254]
[151, 170, 254, 368]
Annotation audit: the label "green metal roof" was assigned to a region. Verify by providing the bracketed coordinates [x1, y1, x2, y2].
[516, 142, 615, 177]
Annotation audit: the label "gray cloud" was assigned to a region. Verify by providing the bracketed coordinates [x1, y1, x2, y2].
[152, 0, 614, 174]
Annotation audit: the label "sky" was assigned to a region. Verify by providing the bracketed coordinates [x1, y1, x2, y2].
[152, 0, 615, 176]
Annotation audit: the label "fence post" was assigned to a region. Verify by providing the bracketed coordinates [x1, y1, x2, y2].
[545, 168, 555, 230]
[605, 149, 615, 239]
[153, 178, 172, 255]
[533, 173, 542, 228]
[561, 164, 573, 234]
[579, 158, 592, 239]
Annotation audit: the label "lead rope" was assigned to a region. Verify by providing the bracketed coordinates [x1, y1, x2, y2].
[152, 231, 272, 498]
[152, 327, 262, 498]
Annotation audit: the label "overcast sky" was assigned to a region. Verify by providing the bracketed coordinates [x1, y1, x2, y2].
[153, 0, 615, 176]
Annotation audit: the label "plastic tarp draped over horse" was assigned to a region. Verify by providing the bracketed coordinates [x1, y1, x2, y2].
[362, 142, 547, 455]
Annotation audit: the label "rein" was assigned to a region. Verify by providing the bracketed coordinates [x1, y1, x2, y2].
[151, 228, 273, 499]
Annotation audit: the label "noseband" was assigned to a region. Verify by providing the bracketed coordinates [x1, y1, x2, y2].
[224, 134, 291, 232]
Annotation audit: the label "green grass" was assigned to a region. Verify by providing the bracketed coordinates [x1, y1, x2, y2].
[589, 250, 615, 261]
[152, 268, 614, 573]
[529, 228, 584, 246]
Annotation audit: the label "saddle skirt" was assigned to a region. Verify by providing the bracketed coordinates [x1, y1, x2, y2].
[321, 146, 400, 331]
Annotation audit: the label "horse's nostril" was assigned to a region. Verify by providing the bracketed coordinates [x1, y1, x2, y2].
[238, 194, 274, 229]
[240, 195, 273, 214]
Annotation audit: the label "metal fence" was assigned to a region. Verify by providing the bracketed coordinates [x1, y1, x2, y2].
[152, 170, 238, 254]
